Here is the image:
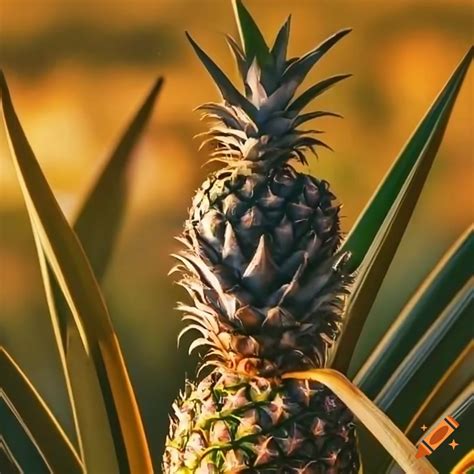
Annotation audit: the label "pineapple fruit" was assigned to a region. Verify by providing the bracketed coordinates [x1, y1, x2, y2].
[164, 3, 360, 472]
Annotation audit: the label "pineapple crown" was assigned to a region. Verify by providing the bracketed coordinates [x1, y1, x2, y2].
[186, 0, 351, 169]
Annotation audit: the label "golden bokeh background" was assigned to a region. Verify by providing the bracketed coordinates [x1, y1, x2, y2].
[1, 0, 472, 467]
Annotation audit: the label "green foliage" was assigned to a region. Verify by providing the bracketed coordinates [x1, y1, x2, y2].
[1, 71, 158, 473]
[332, 47, 473, 374]
[0, 2, 471, 472]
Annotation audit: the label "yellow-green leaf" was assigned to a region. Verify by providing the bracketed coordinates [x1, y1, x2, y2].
[41, 79, 162, 470]
[0, 348, 83, 473]
[282, 369, 437, 474]
[0, 72, 152, 473]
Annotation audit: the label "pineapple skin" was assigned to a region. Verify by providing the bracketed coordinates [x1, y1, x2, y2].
[182, 165, 349, 374]
[164, 371, 360, 473]
[165, 4, 360, 472]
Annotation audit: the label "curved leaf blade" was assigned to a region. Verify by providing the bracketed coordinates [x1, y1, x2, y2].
[0, 348, 83, 473]
[333, 48, 473, 374]
[355, 228, 473, 398]
[47, 77, 162, 472]
[282, 369, 436, 474]
[0, 72, 153, 473]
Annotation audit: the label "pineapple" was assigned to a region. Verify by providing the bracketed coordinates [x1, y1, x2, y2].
[164, 2, 360, 472]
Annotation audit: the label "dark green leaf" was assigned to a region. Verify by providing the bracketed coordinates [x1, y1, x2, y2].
[232, 0, 272, 67]
[226, 34, 248, 81]
[355, 229, 473, 398]
[405, 345, 473, 442]
[0, 399, 49, 474]
[367, 285, 472, 473]
[288, 74, 352, 113]
[332, 48, 473, 374]
[186, 32, 257, 119]
[271, 15, 291, 74]
[376, 284, 472, 426]
[0, 436, 23, 474]
[281, 28, 351, 89]
[342, 48, 472, 272]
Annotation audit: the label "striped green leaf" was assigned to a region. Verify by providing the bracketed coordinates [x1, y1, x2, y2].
[362, 282, 472, 473]
[355, 228, 473, 398]
[0, 348, 82, 473]
[332, 48, 473, 374]
[0, 71, 153, 473]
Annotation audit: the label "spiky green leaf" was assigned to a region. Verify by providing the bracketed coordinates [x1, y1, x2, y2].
[271, 16, 291, 74]
[288, 74, 352, 113]
[186, 32, 257, 119]
[332, 48, 473, 374]
[281, 28, 351, 89]
[232, 0, 272, 67]
[342, 47, 472, 271]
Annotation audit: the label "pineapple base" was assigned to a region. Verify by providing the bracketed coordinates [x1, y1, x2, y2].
[164, 370, 360, 473]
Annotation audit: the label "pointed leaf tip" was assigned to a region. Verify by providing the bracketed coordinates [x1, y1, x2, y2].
[232, 0, 272, 67]
[281, 28, 352, 90]
[185, 31, 257, 119]
[333, 48, 472, 375]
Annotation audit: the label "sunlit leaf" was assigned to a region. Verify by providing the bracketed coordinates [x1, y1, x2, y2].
[354, 228, 473, 397]
[0, 348, 83, 473]
[0, 71, 153, 473]
[282, 369, 436, 474]
[73, 77, 163, 282]
[30, 78, 161, 470]
[332, 48, 473, 374]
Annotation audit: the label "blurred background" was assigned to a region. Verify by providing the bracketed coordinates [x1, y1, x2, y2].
[1, 0, 472, 469]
